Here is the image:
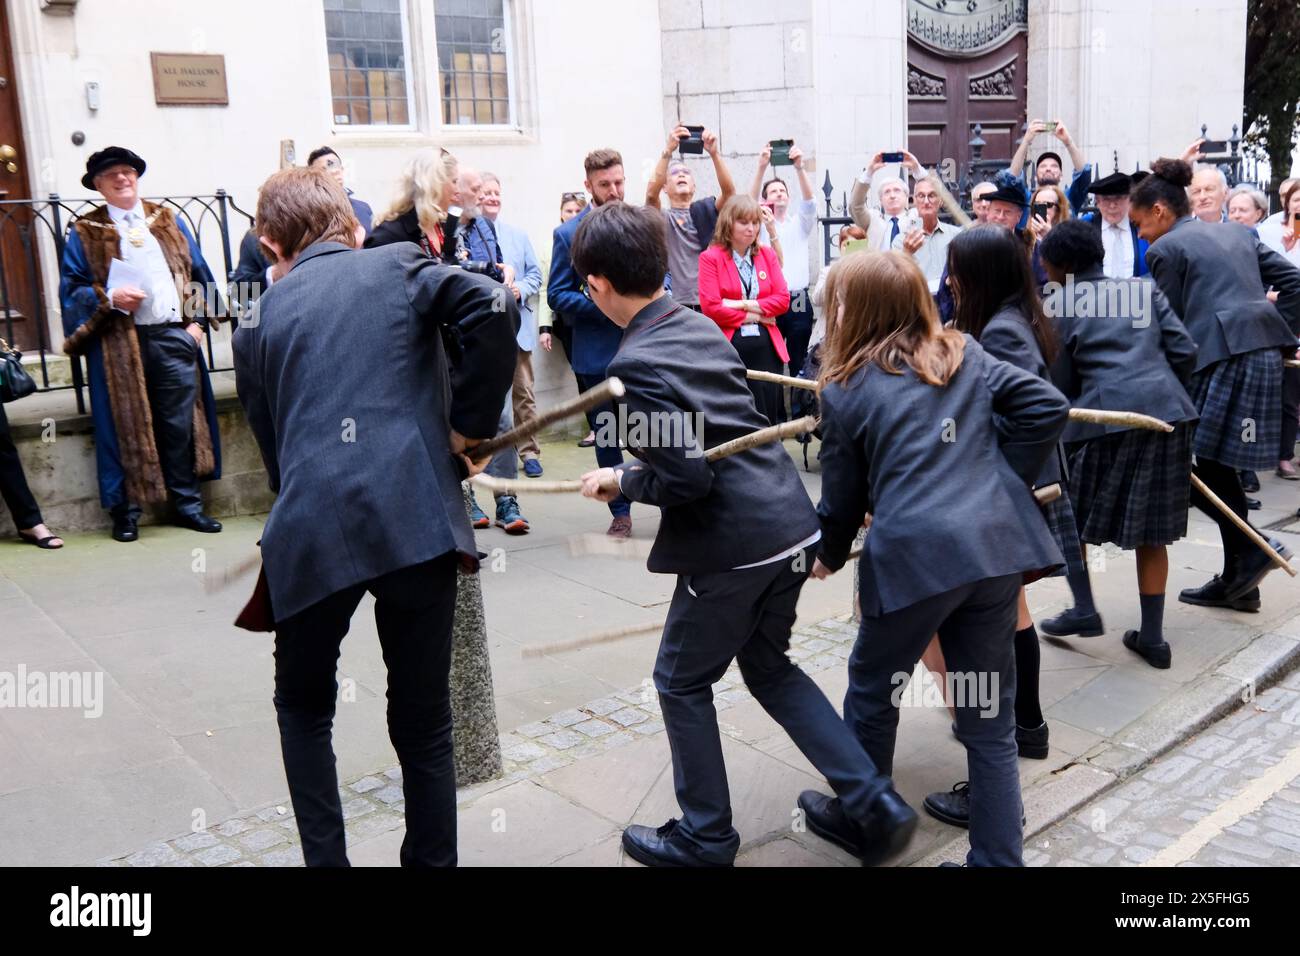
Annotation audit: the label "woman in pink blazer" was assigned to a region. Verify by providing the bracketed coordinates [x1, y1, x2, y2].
[698, 195, 791, 423]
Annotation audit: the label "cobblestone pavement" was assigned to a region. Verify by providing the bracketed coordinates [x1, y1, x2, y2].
[1028, 668, 1300, 867]
[98, 615, 862, 867]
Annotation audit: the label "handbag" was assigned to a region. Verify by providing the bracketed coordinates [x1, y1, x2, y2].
[0, 338, 37, 403]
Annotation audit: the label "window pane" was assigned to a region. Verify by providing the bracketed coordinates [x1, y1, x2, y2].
[434, 3, 511, 126]
[323, 0, 410, 125]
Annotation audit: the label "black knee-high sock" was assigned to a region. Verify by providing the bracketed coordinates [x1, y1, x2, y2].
[1066, 568, 1097, 615]
[1138, 593, 1165, 647]
[1190, 459, 1253, 575]
[1013, 625, 1043, 729]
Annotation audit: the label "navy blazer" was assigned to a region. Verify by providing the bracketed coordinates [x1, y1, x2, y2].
[1047, 269, 1199, 443]
[546, 205, 625, 376]
[978, 301, 1067, 486]
[348, 193, 373, 237]
[1080, 213, 1149, 278]
[817, 336, 1068, 616]
[612, 297, 819, 573]
[1146, 217, 1300, 371]
[233, 241, 517, 620]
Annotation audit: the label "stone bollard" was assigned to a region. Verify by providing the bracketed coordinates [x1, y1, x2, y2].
[450, 485, 504, 787]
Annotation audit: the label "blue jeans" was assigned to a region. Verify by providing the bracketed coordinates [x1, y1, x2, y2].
[576, 371, 630, 518]
[484, 396, 516, 491]
[843, 573, 1024, 867]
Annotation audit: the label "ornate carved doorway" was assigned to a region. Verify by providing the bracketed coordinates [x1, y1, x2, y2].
[906, 0, 1028, 177]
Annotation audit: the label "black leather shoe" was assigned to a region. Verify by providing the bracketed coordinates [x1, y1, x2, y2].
[1222, 538, 1293, 601]
[798, 788, 918, 866]
[924, 781, 1025, 830]
[1179, 575, 1261, 611]
[111, 514, 139, 543]
[1247, 497, 1261, 510]
[620, 819, 732, 868]
[1122, 629, 1171, 669]
[1016, 721, 1049, 759]
[176, 512, 223, 534]
[924, 781, 971, 829]
[1039, 606, 1105, 638]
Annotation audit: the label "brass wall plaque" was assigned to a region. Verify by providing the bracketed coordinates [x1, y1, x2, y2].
[150, 53, 228, 106]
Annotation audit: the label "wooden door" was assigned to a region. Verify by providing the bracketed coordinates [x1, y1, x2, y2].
[0, 2, 42, 352]
[907, 32, 1028, 180]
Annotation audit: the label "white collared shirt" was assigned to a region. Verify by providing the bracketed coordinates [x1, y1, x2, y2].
[106, 202, 182, 324]
[891, 219, 958, 293]
[1101, 215, 1135, 279]
[760, 198, 817, 290]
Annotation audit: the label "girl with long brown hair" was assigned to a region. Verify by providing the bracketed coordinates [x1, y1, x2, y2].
[802, 251, 1069, 867]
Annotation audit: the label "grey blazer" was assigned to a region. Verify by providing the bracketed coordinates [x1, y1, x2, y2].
[1146, 216, 1300, 371]
[817, 336, 1069, 617]
[611, 296, 820, 574]
[979, 301, 1068, 486]
[1047, 268, 1200, 443]
[233, 241, 518, 621]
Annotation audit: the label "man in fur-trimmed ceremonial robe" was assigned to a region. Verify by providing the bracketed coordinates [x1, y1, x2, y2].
[58, 147, 224, 542]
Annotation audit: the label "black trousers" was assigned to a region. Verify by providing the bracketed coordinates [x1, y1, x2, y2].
[273, 554, 460, 867]
[575, 370, 631, 518]
[844, 573, 1023, 867]
[776, 289, 812, 378]
[117, 324, 202, 519]
[731, 326, 784, 426]
[0, 403, 42, 530]
[654, 545, 889, 863]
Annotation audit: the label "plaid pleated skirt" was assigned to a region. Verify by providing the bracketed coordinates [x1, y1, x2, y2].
[1187, 348, 1282, 471]
[1042, 490, 1086, 578]
[1067, 422, 1194, 549]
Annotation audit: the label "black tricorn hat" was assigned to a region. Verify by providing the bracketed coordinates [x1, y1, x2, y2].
[1088, 171, 1133, 196]
[82, 146, 146, 190]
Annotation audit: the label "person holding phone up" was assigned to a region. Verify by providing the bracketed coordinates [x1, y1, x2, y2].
[1008, 120, 1092, 216]
[750, 139, 818, 388]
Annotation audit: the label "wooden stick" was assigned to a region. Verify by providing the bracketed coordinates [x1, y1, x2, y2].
[522, 621, 664, 658]
[1069, 408, 1174, 433]
[703, 415, 818, 459]
[747, 369, 817, 391]
[927, 172, 974, 228]
[471, 377, 624, 461]
[473, 416, 819, 497]
[203, 551, 262, 594]
[1190, 473, 1297, 577]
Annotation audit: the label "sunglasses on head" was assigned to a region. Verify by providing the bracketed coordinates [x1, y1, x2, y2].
[562, 191, 586, 203]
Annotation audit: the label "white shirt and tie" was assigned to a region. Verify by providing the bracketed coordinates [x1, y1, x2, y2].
[878, 213, 904, 252]
[1100, 216, 1135, 279]
[105, 202, 182, 324]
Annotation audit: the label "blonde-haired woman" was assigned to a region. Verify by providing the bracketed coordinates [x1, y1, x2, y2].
[366, 148, 460, 256]
[801, 251, 1068, 867]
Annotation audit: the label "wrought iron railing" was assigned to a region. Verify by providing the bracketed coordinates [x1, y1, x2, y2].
[0, 191, 252, 414]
